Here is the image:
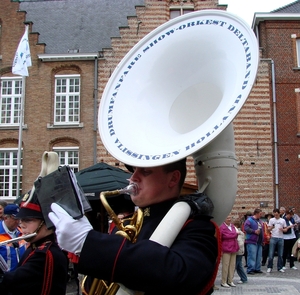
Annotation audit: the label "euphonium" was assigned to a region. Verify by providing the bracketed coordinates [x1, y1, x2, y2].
[82, 183, 143, 295]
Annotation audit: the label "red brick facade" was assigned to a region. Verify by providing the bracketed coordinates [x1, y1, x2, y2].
[256, 19, 300, 212]
[0, 0, 96, 193]
[2, 0, 294, 220]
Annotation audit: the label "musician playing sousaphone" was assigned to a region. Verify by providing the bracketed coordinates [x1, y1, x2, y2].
[0, 191, 69, 295]
[49, 158, 220, 295]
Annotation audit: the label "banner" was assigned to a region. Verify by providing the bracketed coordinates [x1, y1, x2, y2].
[12, 25, 32, 76]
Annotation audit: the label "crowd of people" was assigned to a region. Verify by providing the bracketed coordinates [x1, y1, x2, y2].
[218, 206, 300, 289]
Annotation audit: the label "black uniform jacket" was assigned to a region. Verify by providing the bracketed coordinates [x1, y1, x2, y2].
[0, 233, 68, 295]
[79, 199, 218, 295]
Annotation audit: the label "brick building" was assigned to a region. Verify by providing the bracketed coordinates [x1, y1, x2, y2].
[0, 0, 298, 220]
[252, 0, 300, 213]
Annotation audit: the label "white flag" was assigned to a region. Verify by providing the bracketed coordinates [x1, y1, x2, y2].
[12, 25, 32, 76]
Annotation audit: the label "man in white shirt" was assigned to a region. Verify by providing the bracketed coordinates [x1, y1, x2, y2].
[267, 208, 289, 273]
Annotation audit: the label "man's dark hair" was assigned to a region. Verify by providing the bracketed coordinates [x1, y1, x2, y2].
[253, 208, 262, 215]
[162, 158, 187, 189]
[273, 208, 280, 214]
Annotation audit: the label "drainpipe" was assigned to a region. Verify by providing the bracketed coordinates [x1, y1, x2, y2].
[261, 58, 279, 208]
[93, 57, 98, 164]
[255, 22, 279, 207]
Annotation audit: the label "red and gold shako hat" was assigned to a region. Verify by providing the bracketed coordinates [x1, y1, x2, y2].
[16, 190, 44, 219]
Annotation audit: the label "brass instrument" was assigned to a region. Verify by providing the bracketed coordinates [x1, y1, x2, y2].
[100, 183, 143, 243]
[82, 183, 143, 295]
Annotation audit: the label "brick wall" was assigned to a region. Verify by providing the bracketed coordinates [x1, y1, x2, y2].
[0, 0, 96, 193]
[258, 20, 300, 213]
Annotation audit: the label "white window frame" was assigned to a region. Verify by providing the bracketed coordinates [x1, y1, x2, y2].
[297, 39, 300, 67]
[0, 148, 21, 199]
[54, 74, 80, 125]
[0, 77, 23, 126]
[53, 147, 79, 172]
[170, 6, 194, 19]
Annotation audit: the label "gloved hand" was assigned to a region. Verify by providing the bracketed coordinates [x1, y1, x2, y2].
[49, 203, 93, 255]
[177, 193, 214, 218]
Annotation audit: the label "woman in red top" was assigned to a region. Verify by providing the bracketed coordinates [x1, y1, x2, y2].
[219, 216, 239, 288]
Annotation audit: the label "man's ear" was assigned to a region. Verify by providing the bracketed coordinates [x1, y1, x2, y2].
[169, 170, 181, 188]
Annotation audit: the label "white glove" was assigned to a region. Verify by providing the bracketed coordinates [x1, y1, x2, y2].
[49, 203, 92, 255]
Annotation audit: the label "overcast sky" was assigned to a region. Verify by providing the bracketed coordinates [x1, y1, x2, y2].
[218, 0, 295, 25]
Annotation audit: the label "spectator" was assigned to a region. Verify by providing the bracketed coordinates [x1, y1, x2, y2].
[219, 215, 239, 288]
[279, 207, 286, 218]
[0, 201, 7, 221]
[242, 211, 252, 267]
[282, 209, 297, 270]
[233, 219, 247, 284]
[244, 208, 264, 275]
[262, 213, 272, 266]
[0, 204, 26, 271]
[291, 207, 300, 239]
[267, 208, 288, 273]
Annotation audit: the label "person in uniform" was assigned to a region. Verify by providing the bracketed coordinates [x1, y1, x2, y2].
[0, 191, 69, 295]
[49, 158, 219, 295]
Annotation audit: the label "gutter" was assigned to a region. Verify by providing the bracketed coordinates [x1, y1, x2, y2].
[93, 57, 98, 164]
[261, 58, 279, 208]
[38, 53, 98, 61]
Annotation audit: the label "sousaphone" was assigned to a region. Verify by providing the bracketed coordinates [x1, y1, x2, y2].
[91, 9, 259, 295]
[98, 9, 259, 225]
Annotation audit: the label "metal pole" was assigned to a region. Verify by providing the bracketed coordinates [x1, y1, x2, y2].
[16, 76, 26, 197]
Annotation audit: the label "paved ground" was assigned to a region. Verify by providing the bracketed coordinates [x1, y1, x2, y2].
[66, 257, 300, 295]
[213, 257, 300, 294]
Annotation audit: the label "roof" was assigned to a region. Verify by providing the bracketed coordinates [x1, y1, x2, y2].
[20, 0, 145, 54]
[271, 0, 300, 13]
[252, 0, 300, 28]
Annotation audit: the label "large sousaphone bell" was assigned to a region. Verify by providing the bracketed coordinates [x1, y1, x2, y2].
[98, 9, 259, 225]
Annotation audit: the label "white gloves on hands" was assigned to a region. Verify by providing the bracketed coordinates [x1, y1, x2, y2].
[49, 203, 92, 255]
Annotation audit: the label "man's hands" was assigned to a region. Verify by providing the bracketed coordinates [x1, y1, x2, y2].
[49, 203, 92, 255]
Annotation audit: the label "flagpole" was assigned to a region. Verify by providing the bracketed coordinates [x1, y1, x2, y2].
[16, 76, 26, 197]
[12, 25, 31, 198]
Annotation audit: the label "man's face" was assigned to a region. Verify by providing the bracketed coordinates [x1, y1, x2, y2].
[4, 215, 19, 231]
[129, 166, 179, 207]
[254, 211, 262, 219]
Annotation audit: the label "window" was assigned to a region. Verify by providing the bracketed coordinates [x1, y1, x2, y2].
[54, 147, 79, 172]
[170, 7, 194, 19]
[297, 39, 300, 67]
[54, 75, 80, 125]
[0, 78, 23, 126]
[0, 149, 20, 198]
